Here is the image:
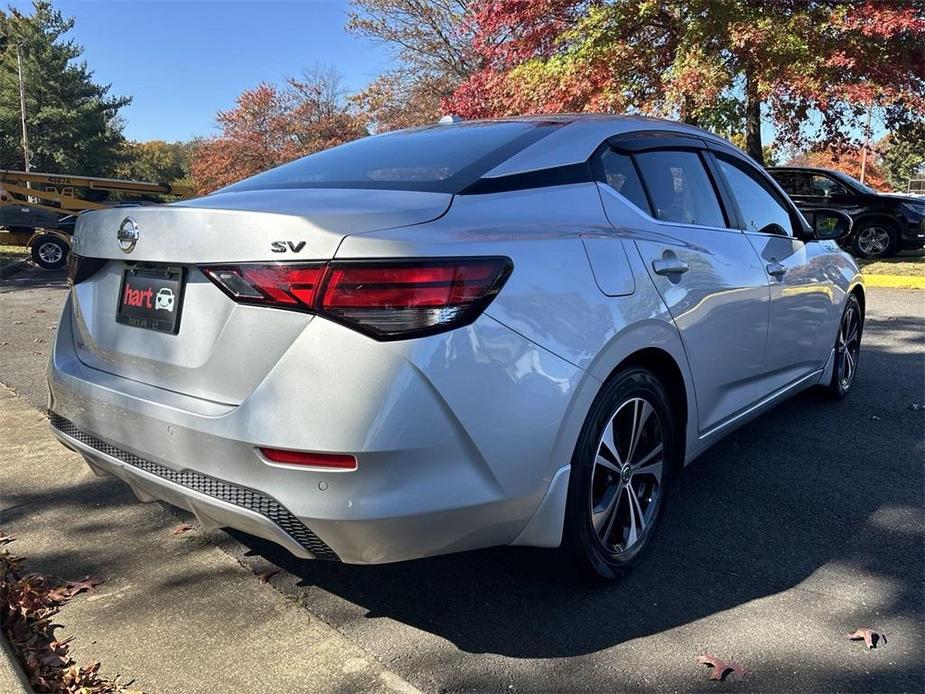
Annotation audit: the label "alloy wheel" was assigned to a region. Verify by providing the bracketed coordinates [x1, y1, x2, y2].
[590, 397, 664, 554]
[837, 304, 861, 390]
[856, 226, 891, 257]
[38, 242, 64, 264]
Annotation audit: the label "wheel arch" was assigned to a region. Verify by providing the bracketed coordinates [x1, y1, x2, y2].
[27, 229, 72, 248]
[603, 347, 689, 474]
[850, 282, 866, 320]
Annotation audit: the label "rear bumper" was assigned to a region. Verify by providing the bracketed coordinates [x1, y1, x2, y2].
[48, 294, 584, 564]
[50, 415, 333, 560]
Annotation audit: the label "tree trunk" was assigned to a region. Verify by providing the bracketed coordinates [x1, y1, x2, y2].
[682, 95, 699, 127]
[744, 68, 763, 165]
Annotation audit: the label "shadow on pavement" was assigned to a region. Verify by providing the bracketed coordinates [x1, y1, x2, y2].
[228, 310, 923, 687]
[0, 266, 66, 291]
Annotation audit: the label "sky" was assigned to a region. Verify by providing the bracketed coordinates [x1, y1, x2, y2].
[9, 0, 885, 148]
[9, 0, 394, 142]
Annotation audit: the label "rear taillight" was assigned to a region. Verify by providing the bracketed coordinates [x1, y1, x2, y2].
[201, 264, 324, 310]
[201, 258, 512, 340]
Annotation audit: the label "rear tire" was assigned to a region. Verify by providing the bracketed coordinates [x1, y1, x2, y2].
[30, 235, 69, 270]
[562, 367, 677, 580]
[825, 294, 863, 399]
[851, 220, 900, 258]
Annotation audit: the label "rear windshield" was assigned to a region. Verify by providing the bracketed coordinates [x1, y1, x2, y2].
[220, 121, 562, 195]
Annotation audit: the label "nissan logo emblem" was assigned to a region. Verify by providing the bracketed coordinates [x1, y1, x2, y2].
[117, 217, 139, 254]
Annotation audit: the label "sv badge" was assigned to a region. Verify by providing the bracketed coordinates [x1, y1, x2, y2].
[271, 241, 307, 253]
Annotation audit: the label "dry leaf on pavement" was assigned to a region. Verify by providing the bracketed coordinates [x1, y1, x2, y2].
[173, 522, 195, 535]
[697, 653, 750, 681]
[847, 628, 886, 649]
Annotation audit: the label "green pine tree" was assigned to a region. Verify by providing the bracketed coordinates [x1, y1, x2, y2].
[0, 1, 130, 175]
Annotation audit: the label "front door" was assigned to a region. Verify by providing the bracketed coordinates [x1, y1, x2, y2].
[712, 155, 839, 396]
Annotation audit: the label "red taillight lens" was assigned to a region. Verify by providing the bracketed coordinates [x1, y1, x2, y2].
[201, 258, 512, 340]
[202, 264, 324, 309]
[319, 259, 511, 339]
[259, 447, 357, 470]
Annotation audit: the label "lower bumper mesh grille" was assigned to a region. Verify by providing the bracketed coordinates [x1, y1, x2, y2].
[49, 413, 339, 560]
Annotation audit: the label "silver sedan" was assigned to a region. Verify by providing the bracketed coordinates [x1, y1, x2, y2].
[48, 115, 863, 579]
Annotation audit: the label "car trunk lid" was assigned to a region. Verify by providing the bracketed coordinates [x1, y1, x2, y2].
[68, 188, 452, 404]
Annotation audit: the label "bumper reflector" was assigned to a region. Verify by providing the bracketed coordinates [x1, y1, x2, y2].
[259, 447, 357, 470]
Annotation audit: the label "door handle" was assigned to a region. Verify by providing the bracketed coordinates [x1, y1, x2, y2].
[766, 262, 787, 278]
[652, 259, 690, 276]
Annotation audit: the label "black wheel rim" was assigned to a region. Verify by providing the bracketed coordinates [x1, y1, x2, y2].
[590, 397, 664, 554]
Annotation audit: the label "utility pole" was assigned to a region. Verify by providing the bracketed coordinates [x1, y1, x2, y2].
[16, 42, 32, 173]
[859, 104, 872, 185]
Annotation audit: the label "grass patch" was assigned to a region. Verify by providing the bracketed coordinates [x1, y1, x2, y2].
[857, 250, 925, 277]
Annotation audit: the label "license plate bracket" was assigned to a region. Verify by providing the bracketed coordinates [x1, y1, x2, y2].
[116, 265, 185, 334]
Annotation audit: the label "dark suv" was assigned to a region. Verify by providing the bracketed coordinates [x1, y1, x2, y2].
[768, 166, 925, 258]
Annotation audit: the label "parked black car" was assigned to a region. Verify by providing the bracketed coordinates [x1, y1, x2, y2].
[768, 166, 925, 258]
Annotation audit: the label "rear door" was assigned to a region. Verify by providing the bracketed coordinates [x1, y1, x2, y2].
[711, 153, 840, 396]
[598, 136, 770, 434]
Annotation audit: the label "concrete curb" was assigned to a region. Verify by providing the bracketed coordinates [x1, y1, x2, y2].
[0, 259, 32, 281]
[0, 385, 423, 694]
[864, 273, 925, 289]
[0, 632, 31, 694]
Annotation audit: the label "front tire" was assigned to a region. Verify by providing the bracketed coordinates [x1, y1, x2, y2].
[825, 294, 863, 398]
[562, 367, 677, 580]
[30, 235, 69, 270]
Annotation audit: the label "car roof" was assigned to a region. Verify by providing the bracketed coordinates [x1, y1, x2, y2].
[432, 114, 742, 178]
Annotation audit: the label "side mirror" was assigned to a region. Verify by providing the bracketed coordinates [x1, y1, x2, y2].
[810, 208, 853, 241]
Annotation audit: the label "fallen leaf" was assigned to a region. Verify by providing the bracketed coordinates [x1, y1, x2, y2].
[847, 628, 886, 649]
[258, 569, 281, 583]
[65, 576, 104, 596]
[697, 653, 750, 681]
[173, 522, 195, 535]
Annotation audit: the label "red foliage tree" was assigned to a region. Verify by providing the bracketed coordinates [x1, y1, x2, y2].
[192, 72, 366, 194]
[787, 149, 891, 192]
[446, 1, 925, 164]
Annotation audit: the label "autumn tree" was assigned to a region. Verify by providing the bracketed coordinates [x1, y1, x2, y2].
[0, 1, 129, 174]
[348, 0, 477, 130]
[446, 0, 925, 165]
[118, 140, 193, 185]
[191, 69, 367, 194]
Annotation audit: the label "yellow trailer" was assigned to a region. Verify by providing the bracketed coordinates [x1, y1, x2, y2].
[0, 169, 194, 269]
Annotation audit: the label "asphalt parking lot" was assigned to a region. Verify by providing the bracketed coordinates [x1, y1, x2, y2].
[1, 266, 923, 692]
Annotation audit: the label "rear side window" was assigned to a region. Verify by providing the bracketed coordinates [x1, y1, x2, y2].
[717, 158, 793, 236]
[600, 150, 651, 214]
[810, 174, 849, 197]
[221, 121, 560, 195]
[634, 150, 726, 228]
